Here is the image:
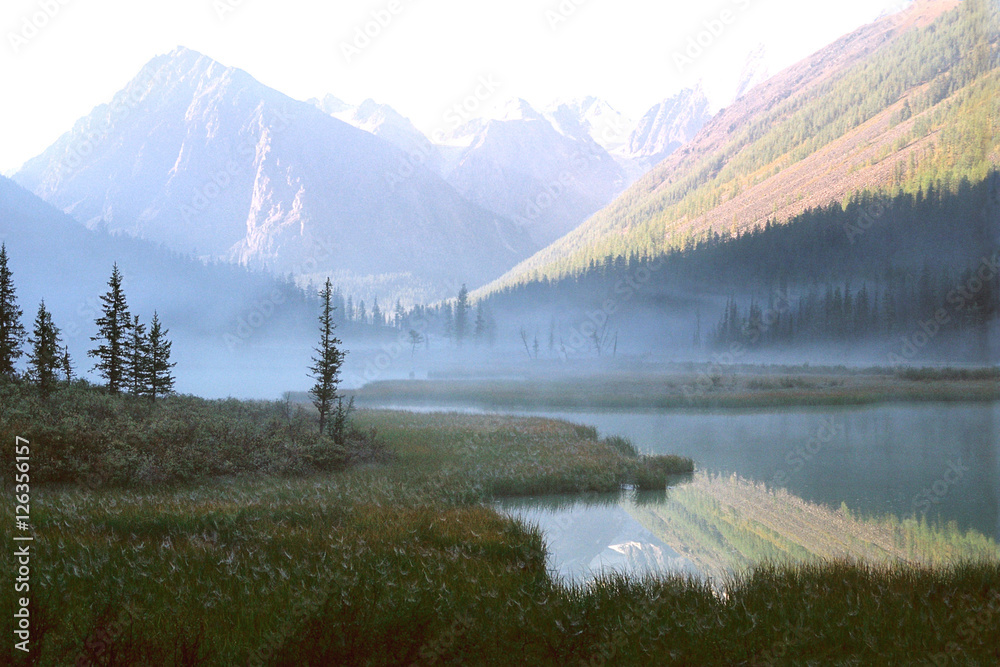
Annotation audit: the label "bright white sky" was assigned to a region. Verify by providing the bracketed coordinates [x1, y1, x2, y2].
[1, 0, 912, 173]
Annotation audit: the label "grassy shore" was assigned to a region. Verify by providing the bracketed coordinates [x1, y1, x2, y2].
[2, 401, 998, 665]
[349, 365, 1000, 410]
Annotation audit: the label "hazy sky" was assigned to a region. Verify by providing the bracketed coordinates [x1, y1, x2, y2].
[1, 0, 911, 173]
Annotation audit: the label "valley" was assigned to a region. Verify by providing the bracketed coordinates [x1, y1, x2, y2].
[1, 0, 997, 664]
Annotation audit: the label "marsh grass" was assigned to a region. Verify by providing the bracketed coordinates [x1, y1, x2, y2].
[0, 381, 389, 486]
[351, 367, 1000, 411]
[1, 405, 997, 665]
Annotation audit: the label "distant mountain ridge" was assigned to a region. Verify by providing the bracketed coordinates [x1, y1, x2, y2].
[486, 0, 995, 289]
[624, 85, 712, 167]
[311, 93, 640, 249]
[14, 47, 535, 300]
[435, 97, 631, 248]
[310, 91, 715, 250]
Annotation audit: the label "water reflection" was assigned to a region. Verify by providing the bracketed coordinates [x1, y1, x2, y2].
[499, 473, 1000, 583]
[382, 401, 999, 541]
[498, 490, 700, 582]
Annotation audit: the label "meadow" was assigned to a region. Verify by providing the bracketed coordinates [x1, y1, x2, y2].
[2, 391, 998, 665]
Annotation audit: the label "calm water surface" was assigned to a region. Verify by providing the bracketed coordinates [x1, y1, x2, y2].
[372, 400, 1000, 580]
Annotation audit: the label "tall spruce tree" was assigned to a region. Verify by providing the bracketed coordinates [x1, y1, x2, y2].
[394, 299, 405, 329]
[309, 279, 345, 434]
[61, 345, 74, 384]
[146, 312, 176, 400]
[27, 301, 61, 395]
[0, 244, 26, 379]
[89, 264, 132, 393]
[125, 314, 150, 396]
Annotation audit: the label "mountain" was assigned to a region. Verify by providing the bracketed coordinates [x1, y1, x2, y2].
[438, 98, 628, 248]
[733, 44, 772, 102]
[0, 174, 318, 397]
[308, 95, 443, 174]
[489, 0, 993, 288]
[543, 97, 634, 154]
[624, 85, 712, 168]
[308, 93, 354, 117]
[14, 48, 534, 300]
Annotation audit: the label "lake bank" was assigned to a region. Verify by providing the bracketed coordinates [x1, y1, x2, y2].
[5, 406, 998, 665]
[347, 366, 1000, 410]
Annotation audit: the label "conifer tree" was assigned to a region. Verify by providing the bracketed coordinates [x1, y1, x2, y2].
[125, 314, 150, 396]
[309, 279, 345, 434]
[89, 264, 132, 393]
[146, 312, 176, 401]
[61, 345, 74, 384]
[0, 244, 26, 379]
[27, 301, 61, 395]
[394, 299, 405, 329]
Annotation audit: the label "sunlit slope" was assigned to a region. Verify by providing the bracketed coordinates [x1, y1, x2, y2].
[492, 0, 997, 289]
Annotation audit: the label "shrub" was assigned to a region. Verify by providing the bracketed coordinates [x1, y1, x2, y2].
[0, 380, 390, 487]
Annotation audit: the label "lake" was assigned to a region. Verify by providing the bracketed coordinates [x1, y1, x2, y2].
[368, 400, 1000, 581]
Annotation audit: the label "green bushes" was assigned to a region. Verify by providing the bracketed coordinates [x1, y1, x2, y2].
[0, 380, 388, 486]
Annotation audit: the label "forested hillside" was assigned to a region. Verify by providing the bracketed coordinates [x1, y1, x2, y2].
[492, 0, 998, 288]
[483, 172, 998, 361]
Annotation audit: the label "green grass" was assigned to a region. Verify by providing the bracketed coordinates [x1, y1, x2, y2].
[0, 380, 388, 486]
[1, 400, 997, 665]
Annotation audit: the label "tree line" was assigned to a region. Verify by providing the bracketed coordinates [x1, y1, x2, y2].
[481, 171, 998, 355]
[712, 264, 997, 349]
[0, 245, 175, 398]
